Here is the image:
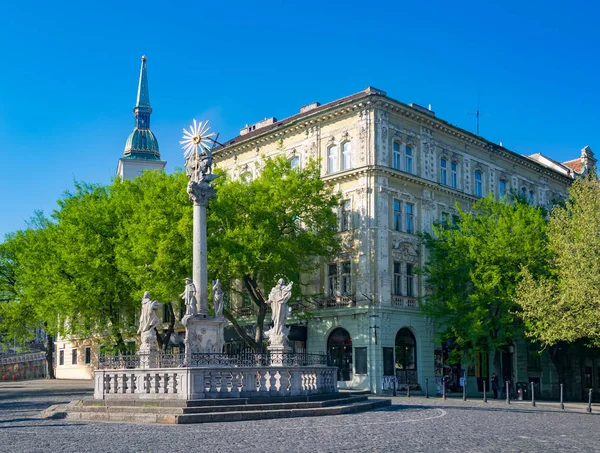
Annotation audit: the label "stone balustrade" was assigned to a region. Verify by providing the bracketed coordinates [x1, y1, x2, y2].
[94, 366, 338, 400]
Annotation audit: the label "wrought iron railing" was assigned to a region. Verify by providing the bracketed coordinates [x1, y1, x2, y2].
[98, 351, 329, 369]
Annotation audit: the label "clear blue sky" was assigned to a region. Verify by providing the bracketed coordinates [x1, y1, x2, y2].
[0, 0, 598, 239]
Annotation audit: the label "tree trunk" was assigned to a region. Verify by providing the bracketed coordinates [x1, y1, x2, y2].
[162, 303, 176, 351]
[45, 334, 55, 379]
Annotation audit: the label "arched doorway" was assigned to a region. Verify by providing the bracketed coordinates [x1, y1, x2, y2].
[328, 328, 352, 381]
[395, 328, 417, 387]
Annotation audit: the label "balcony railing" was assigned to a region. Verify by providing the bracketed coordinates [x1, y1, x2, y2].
[318, 295, 356, 309]
[391, 295, 418, 308]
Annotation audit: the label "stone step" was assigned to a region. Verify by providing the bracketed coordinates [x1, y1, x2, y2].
[45, 398, 390, 424]
[61, 395, 369, 415]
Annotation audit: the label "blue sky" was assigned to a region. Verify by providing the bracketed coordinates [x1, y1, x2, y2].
[0, 0, 598, 239]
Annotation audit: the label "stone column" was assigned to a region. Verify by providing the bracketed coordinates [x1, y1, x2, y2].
[188, 177, 217, 315]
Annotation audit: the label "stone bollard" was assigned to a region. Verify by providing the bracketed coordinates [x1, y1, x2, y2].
[483, 380, 488, 403]
[463, 378, 467, 401]
[560, 383, 564, 410]
[531, 381, 536, 407]
[407, 383, 411, 398]
[442, 381, 447, 400]
[587, 389, 593, 413]
[506, 381, 510, 405]
[425, 378, 430, 398]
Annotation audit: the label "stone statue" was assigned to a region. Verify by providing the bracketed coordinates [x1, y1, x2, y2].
[137, 291, 162, 334]
[212, 279, 224, 317]
[180, 278, 197, 317]
[264, 279, 293, 348]
[185, 149, 213, 184]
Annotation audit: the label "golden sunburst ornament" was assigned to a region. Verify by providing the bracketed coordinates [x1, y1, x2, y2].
[180, 119, 215, 160]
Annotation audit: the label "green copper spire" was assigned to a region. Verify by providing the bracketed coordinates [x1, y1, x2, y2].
[123, 56, 160, 160]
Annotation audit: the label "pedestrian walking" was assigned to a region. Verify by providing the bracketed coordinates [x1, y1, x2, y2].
[491, 373, 500, 399]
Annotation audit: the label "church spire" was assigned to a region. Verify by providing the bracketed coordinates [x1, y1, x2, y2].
[134, 55, 152, 129]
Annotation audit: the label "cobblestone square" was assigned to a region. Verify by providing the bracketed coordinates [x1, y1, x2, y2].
[2, 380, 600, 453]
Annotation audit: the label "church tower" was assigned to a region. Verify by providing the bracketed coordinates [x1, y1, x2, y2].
[117, 56, 166, 180]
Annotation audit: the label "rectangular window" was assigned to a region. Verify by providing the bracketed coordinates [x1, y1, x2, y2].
[474, 171, 483, 197]
[393, 142, 401, 170]
[441, 212, 450, 227]
[85, 346, 92, 365]
[451, 162, 458, 188]
[59, 349, 64, 366]
[393, 261, 402, 295]
[71, 348, 78, 366]
[406, 264, 414, 297]
[405, 203, 414, 234]
[499, 180, 507, 198]
[327, 145, 338, 174]
[328, 264, 338, 297]
[405, 146, 413, 174]
[440, 158, 447, 185]
[340, 199, 351, 231]
[393, 199, 402, 231]
[341, 142, 352, 170]
[355, 347, 368, 375]
[341, 262, 352, 296]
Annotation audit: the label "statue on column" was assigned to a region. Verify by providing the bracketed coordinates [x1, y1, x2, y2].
[212, 279, 224, 317]
[180, 278, 197, 317]
[264, 279, 293, 348]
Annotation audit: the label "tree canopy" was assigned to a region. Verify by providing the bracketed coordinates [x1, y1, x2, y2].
[0, 155, 340, 354]
[515, 176, 600, 347]
[420, 194, 550, 373]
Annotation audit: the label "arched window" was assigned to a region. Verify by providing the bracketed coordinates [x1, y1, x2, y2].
[395, 328, 417, 386]
[328, 328, 352, 381]
[440, 158, 448, 185]
[392, 142, 402, 170]
[341, 142, 352, 170]
[451, 162, 458, 188]
[474, 171, 483, 197]
[327, 145, 338, 173]
[405, 145, 413, 174]
[499, 179, 507, 198]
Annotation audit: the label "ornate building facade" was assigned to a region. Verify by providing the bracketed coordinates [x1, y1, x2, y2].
[213, 87, 595, 396]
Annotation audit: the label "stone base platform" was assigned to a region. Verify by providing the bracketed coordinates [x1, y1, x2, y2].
[41, 393, 391, 424]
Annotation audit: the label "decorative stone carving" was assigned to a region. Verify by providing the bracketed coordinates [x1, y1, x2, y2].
[137, 291, 162, 367]
[212, 279, 224, 318]
[180, 278, 197, 319]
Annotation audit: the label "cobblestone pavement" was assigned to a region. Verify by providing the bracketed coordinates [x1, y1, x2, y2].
[2, 380, 600, 453]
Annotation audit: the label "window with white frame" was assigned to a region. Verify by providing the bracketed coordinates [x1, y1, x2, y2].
[393, 142, 402, 170]
[328, 264, 338, 297]
[327, 145, 338, 173]
[341, 142, 352, 170]
[474, 171, 483, 197]
[340, 199, 351, 231]
[71, 348, 78, 365]
[405, 145, 414, 174]
[406, 203, 414, 234]
[290, 156, 300, 169]
[85, 346, 92, 365]
[393, 261, 402, 295]
[451, 162, 458, 188]
[406, 264, 415, 298]
[59, 349, 64, 366]
[393, 200, 402, 231]
[440, 158, 448, 185]
[341, 262, 352, 296]
[499, 179, 507, 198]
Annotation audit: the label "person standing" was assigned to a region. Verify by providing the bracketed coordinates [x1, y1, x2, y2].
[491, 373, 500, 399]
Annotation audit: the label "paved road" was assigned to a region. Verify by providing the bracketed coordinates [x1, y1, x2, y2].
[1, 380, 600, 452]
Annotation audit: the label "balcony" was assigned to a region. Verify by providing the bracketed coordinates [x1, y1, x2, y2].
[317, 295, 356, 309]
[391, 295, 418, 308]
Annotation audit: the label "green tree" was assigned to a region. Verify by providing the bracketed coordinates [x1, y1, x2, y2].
[208, 156, 340, 350]
[420, 194, 550, 376]
[515, 177, 600, 384]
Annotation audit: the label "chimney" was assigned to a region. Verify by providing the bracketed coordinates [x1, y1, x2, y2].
[300, 102, 321, 113]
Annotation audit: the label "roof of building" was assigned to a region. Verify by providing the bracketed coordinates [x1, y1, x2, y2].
[562, 158, 582, 173]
